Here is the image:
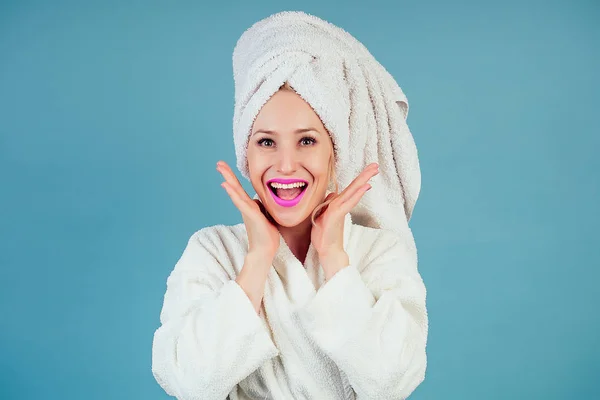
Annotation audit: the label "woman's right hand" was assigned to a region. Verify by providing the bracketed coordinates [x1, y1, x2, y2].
[216, 161, 280, 260]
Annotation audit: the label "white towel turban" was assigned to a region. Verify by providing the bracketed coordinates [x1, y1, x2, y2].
[232, 10, 421, 239]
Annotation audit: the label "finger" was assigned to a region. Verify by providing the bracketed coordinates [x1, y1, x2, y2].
[324, 192, 337, 202]
[339, 183, 371, 213]
[216, 161, 243, 192]
[337, 163, 378, 203]
[221, 182, 255, 215]
[340, 163, 378, 198]
[216, 161, 251, 201]
[314, 192, 338, 220]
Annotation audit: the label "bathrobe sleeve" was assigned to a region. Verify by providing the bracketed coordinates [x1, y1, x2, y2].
[151, 229, 279, 400]
[297, 231, 428, 400]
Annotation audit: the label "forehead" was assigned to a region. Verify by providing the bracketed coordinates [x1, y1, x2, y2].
[253, 128, 322, 137]
[252, 90, 326, 134]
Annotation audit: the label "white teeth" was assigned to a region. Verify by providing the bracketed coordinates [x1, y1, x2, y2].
[270, 182, 307, 189]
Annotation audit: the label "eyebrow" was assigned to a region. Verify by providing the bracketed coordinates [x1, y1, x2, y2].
[252, 128, 320, 136]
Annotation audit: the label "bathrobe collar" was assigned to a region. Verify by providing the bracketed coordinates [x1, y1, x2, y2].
[267, 211, 353, 306]
[250, 191, 354, 303]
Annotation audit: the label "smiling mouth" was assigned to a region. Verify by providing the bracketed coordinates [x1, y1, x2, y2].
[268, 182, 308, 200]
[266, 180, 309, 207]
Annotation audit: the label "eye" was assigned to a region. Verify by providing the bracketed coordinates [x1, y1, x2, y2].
[257, 138, 274, 147]
[300, 136, 317, 146]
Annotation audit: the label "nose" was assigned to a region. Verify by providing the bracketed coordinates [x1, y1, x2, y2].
[276, 148, 298, 175]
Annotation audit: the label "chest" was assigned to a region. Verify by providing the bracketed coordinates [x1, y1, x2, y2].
[235, 247, 350, 399]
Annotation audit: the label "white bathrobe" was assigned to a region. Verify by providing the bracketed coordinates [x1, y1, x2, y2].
[152, 213, 428, 400]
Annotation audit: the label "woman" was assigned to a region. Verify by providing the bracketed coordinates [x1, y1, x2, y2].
[152, 11, 428, 400]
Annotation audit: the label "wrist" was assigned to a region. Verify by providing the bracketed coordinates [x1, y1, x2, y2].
[246, 250, 275, 267]
[238, 251, 274, 314]
[318, 247, 346, 262]
[319, 250, 349, 280]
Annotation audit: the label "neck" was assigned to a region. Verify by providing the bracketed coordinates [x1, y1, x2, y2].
[277, 216, 312, 265]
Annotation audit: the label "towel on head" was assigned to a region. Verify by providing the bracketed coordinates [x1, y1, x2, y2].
[232, 10, 421, 240]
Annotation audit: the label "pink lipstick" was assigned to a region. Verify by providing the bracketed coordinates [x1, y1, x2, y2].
[266, 178, 309, 208]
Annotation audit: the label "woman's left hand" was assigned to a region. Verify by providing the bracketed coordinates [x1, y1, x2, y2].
[311, 162, 379, 280]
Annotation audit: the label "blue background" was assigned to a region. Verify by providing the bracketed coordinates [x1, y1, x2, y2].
[1, 0, 598, 399]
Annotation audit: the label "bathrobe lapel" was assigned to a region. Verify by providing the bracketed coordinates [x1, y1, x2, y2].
[263, 212, 353, 309]
[243, 212, 358, 399]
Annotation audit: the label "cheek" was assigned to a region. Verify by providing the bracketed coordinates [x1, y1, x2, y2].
[247, 150, 270, 187]
[309, 163, 329, 179]
[305, 150, 332, 179]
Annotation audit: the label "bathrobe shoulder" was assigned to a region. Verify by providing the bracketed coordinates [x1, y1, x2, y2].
[151, 214, 428, 400]
[151, 222, 277, 400]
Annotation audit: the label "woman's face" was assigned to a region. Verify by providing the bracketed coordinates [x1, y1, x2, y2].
[247, 89, 333, 228]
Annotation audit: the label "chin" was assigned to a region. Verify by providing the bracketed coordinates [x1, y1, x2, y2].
[263, 195, 317, 229]
[271, 212, 312, 228]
